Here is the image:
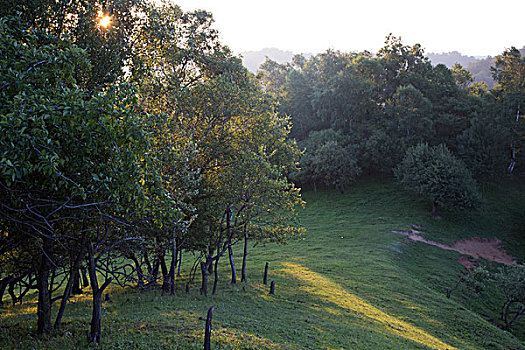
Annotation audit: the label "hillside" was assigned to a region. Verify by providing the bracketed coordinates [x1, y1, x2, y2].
[2, 179, 524, 349]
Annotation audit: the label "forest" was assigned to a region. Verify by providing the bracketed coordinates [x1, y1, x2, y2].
[1, 0, 525, 349]
[258, 37, 524, 211]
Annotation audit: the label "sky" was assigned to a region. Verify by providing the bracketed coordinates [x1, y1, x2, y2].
[171, 0, 524, 57]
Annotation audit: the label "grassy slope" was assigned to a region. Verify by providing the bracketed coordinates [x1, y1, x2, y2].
[1, 178, 524, 349]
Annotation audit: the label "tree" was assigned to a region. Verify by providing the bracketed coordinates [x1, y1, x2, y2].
[390, 84, 433, 146]
[131, 3, 304, 296]
[466, 265, 525, 330]
[294, 129, 361, 193]
[451, 63, 473, 88]
[0, 15, 161, 337]
[495, 266, 525, 330]
[491, 47, 525, 174]
[311, 141, 361, 194]
[456, 118, 507, 180]
[394, 143, 480, 218]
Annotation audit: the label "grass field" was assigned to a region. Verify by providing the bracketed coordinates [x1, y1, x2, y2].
[1, 178, 525, 349]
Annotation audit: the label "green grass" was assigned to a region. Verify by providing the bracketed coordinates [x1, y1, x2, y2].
[1, 178, 525, 349]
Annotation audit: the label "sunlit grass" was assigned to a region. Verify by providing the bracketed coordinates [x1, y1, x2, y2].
[282, 261, 455, 349]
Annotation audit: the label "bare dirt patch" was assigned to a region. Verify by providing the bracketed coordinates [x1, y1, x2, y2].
[393, 225, 516, 267]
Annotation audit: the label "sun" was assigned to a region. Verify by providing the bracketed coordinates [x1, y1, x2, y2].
[98, 12, 111, 28]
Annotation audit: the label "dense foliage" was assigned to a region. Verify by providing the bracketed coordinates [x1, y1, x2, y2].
[0, 0, 303, 343]
[258, 36, 525, 199]
[394, 143, 480, 216]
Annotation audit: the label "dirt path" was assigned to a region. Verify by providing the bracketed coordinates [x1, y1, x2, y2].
[393, 225, 516, 266]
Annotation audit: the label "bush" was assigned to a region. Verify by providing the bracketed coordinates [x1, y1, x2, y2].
[294, 129, 361, 193]
[394, 143, 481, 217]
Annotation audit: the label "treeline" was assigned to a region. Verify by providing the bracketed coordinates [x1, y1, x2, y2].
[0, 0, 303, 344]
[427, 47, 525, 89]
[258, 35, 524, 209]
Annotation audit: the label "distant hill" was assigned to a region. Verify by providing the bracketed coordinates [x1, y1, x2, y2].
[426, 51, 479, 68]
[426, 47, 524, 89]
[467, 56, 497, 89]
[241, 48, 294, 73]
[241, 48, 313, 73]
[426, 51, 496, 88]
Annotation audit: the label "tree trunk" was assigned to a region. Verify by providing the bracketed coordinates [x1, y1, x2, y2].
[212, 256, 219, 295]
[55, 246, 85, 328]
[207, 255, 214, 274]
[80, 267, 89, 288]
[162, 237, 177, 295]
[36, 238, 52, 334]
[87, 243, 112, 345]
[8, 280, 16, 305]
[130, 254, 144, 288]
[204, 306, 215, 350]
[150, 254, 160, 284]
[143, 251, 152, 276]
[159, 250, 168, 281]
[0, 276, 13, 306]
[228, 244, 237, 284]
[55, 277, 73, 328]
[71, 271, 82, 295]
[504, 301, 512, 329]
[241, 227, 248, 283]
[431, 201, 441, 220]
[177, 249, 182, 277]
[508, 102, 520, 174]
[200, 261, 209, 296]
[89, 290, 103, 344]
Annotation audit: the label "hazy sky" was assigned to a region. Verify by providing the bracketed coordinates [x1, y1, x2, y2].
[172, 0, 524, 57]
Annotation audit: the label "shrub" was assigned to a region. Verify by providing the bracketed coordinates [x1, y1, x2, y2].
[394, 143, 481, 218]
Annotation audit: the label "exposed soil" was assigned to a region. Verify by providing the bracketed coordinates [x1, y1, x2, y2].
[456, 256, 477, 270]
[393, 225, 516, 267]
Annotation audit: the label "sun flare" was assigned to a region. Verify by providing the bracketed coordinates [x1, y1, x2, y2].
[98, 13, 111, 28]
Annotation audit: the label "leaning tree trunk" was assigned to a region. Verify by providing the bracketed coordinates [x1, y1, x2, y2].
[129, 253, 144, 288]
[36, 237, 53, 334]
[177, 249, 182, 277]
[55, 245, 85, 328]
[87, 243, 112, 345]
[228, 244, 237, 284]
[241, 226, 248, 282]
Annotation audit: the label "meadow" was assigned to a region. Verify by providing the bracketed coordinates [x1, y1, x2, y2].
[1, 178, 524, 349]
